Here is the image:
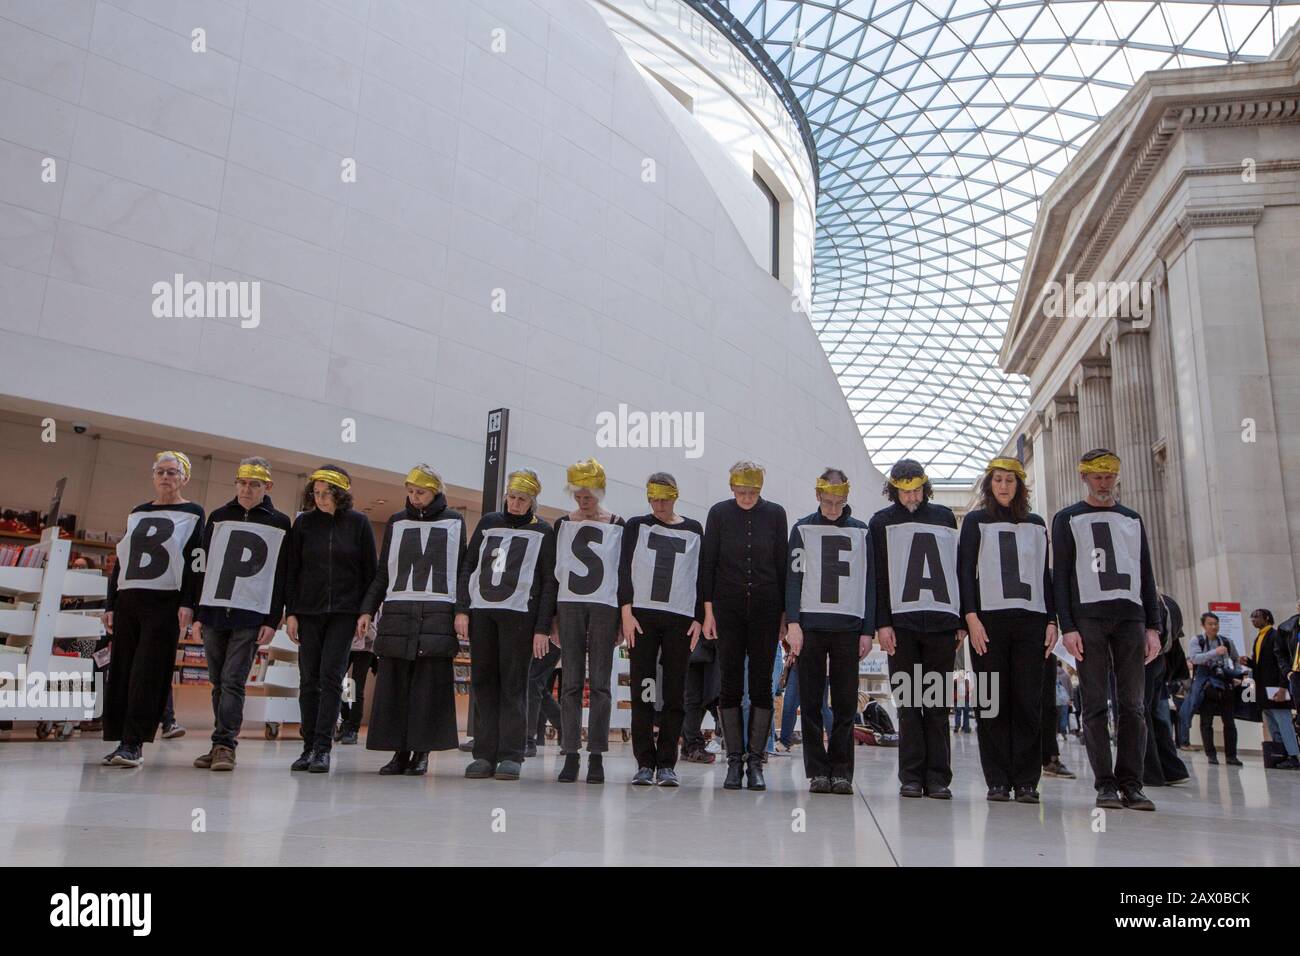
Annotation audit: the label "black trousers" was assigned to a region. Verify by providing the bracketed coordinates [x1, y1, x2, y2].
[682, 657, 720, 750]
[714, 600, 781, 710]
[1199, 689, 1238, 760]
[969, 615, 1044, 788]
[1143, 654, 1188, 784]
[526, 642, 562, 746]
[1076, 616, 1147, 791]
[103, 591, 182, 747]
[630, 614, 693, 769]
[340, 650, 375, 731]
[296, 612, 357, 754]
[1041, 655, 1060, 763]
[469, 609, 535, 765]
[202, 626, 261, 749]
[797, 629, 860, 779]
[888, 627, 957, 788]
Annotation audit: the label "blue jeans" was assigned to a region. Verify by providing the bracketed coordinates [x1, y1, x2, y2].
[953, 705, 971, 731]
[779, 663, 834, 746]
[1178, 670, 1210, 745]
[1263, 709, 1300, 757]
[1056, 704, 1069, 735]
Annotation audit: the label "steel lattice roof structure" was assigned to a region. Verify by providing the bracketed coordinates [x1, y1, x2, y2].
[705, 0, 1299, 481]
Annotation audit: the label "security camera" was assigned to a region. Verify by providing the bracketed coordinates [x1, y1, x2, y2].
[71, 422, 89, 434]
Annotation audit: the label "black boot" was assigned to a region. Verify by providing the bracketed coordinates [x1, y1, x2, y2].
[586, 753, 604, 784]
[721, 707, 745, 790]
[405, 752, 428, 775]
[558, 752, 580, 782]
[380, 752, 410, 775]
[746, 706, 772, 791]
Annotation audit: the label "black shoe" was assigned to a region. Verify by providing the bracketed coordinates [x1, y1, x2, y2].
[524, 740, 537, 758]
[586, 753, 604, 785]
[724, 757, 744, 790]
[1226, 757, 1243, 767]
[1095, 788, 1123, 809]
[1165, 775, 1190, 784]
[291, 750, 314, 772]
[745, 707, 773, 790]
[632, 766, 655, 786]
[655, 767, 679, 787]
[405, 752, 428, 775]
[558, 753, 580, 782]
[987, 785, 1012, 802]
[338, 728, 358, 746]
[809, 776, 832, 794]
[1275, 757, 1300, 770]
[1206, 754, 1220, 765]
[308, 751, 330, 773]
[1120, 787, 1156, 811]
[1014, 786, 1040, 804]
[924, 785, 952, 800]
[379, 752, 410, 775]
[333, 723, 345, 742]
[830, 777, 853, 795]
[899, 782, 924, 798]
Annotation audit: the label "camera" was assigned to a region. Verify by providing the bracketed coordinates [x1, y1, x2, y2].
[72, 422, 89, 434]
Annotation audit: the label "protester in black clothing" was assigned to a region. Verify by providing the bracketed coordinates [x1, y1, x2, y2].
[456, 469, 557, 781]
[870, 459, 964, 799]
[784, 469, 875, 795]
[700, 461, 788, 791]
[550, 458, 624, 783]
[284, 464, 377, 774]
[1053, 449, 1162, 811]
[958, 457, 1056, 803]
[189, 457, 291, 772]
[1241, 608, 1300, 769]
[1142, 593, 1189, 786]
[101, 451, 204, 768]
[620, 472, 704, 787]
[357, 465, 464, 776]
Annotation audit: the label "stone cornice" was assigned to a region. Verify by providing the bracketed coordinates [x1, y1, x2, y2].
[1176, 204, 1265, 236]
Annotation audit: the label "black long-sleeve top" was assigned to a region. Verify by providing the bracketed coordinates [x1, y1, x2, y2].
[456, 508, 557, 632]
[1050, 501, 1159, 633]
[617, 513, 705, 624]
[868, 500, 961, 634]
[956, 507, 1054, 625]
[699, 497, 788, 611]
[283, 506, 377, 616]
[193, 495, 292, 630]
[106, 500, 205, 611]
[784, 506, 875, 635]
[361, 494, 468, 616]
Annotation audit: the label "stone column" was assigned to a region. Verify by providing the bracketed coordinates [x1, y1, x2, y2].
[1103, 317, 1170, 586]
[1031, 411, 1054, 518]
[1047, 396, 1080, 510]
[1071, 361, 1114, 453]
[1148, 260, 1193, 604]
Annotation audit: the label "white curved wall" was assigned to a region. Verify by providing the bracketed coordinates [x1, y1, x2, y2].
[0, 0, 880, 521]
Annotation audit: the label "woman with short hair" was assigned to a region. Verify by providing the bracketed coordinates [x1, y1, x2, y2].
[284, 464, 377, 774]
[358, 465, 465, 776]
[101, 451, 204, 768]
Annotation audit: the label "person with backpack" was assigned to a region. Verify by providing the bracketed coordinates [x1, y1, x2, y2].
[1187, 611, 1242, 766]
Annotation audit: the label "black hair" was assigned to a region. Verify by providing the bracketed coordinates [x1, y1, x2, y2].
[1200, 611, 1219, 625]
[301, 463, 354, 513]
[882, 458, 933, 504]
[1253, 609, 1274, 625]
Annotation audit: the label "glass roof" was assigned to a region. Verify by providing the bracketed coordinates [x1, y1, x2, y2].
[714, 0, 1298, 481]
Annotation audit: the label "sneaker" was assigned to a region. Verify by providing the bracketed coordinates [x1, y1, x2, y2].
[1042, 757, 1076, 779]
[193, 748, 216, 769]
[160, 722, 186, 740]
[1095, 788, 1123, 809]
[774, 740, 794, 754]
[830, 777, 854, 795]
[458, 738, 475, 753]
[704, 738, 722, 754]
[337, 728, 358, 746]
[632, 767, 655, 786]
[1120, 787, 1156, 811]
[102, 749, 120, 766]
[290, 750, 314, 772]
[210, 745, 236, 772]
[809, 776, 832, 794]
[1013, 786, 1040, 804]
[493, 759, 521, 780]
[987, 785, 1012, 802]
[110, 745, 142, 768]
[655, 768, 680, 787]
[465, 759, 495, 778]
[682, 747, 715, 764]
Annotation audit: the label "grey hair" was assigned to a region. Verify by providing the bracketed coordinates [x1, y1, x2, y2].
[239, 456, 271, 470]
[508, 467, 541, 500]
[409, 463, 442, 488]
[565, 483, 605, 501]
[647, 471, 677, 489]
[729, 459, 764, 479]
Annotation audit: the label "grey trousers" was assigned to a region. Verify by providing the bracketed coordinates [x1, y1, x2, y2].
[557, 602, 620, 754]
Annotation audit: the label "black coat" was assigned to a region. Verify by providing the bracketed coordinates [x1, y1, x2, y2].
[1249, 626, 1293, 710]
[284, 506, 377, 616]
[362, 495, 466, 661]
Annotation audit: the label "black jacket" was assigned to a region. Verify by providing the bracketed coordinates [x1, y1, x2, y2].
[784, 506, 875, 635]
[1248, 626, 1293, 709]
[456, 507, 557, 631]
[106, 500, 205, 611]
[700, 497, 788, 610]
[193, 495, 292, 630]
[868, 500, 961, 634]
[361, 495, 467, 660]
[284, 506, 377, 616]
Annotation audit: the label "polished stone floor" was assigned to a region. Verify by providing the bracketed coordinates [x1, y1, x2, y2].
[2, 730, 1297, 866]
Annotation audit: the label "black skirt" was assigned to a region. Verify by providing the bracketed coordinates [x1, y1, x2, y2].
[365, 656, 459, 752]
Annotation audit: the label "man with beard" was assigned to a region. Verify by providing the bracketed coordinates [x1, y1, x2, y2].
[869, 459, 963, 799]
[1053, 449, 1162, 811]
